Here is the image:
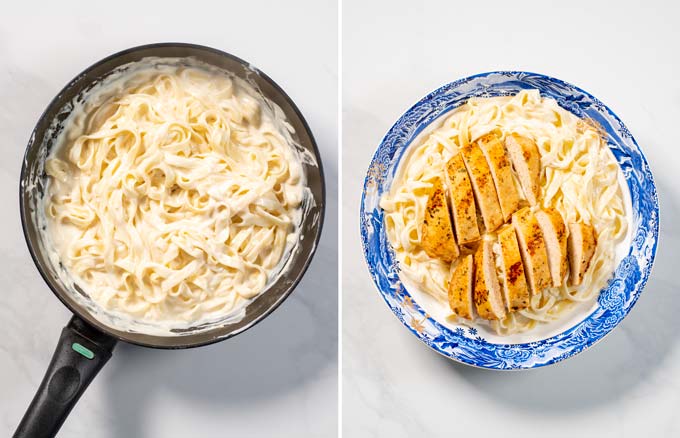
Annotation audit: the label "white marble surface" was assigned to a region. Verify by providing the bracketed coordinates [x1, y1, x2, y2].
[0, 1, 337, 437]
[343, 0, 680, 436]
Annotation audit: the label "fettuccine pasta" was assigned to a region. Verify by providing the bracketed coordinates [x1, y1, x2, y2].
[380, 89, 627, 335]
[44, 64, 304, 325]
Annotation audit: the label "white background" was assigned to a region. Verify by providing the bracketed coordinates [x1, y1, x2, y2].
[0, 1, 338, 437]
[343, 0, 680, 436]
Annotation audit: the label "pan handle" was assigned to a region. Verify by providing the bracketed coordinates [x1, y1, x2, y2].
[14, 315, 117, 438]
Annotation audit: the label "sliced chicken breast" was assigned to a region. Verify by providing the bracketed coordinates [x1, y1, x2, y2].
[536, 208, 568, 287]
[505, 133, 541, 206]
[460, 143, 504, 233]
[448, 254, 474, 319]
[473, 240, 506, 320]
[567, 222, 598, 286]
[445, 153, 481, 244]
[512, 207, 551, 295]
[477, 132, 520, 222]
[497, 225, 530, 312]
[421, 177, 459, 262]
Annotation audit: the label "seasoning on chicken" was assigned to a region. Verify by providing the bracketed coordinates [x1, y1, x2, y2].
[421, 177, 459, 262]
[445, 153, 481, 244]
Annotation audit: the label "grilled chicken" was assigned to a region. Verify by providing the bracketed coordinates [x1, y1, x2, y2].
[536, 208, 568, 287]
[421, 177, 459, 262]
[448, 254, 474, 319]
[567, 222, 598, 286]
[460, 142, 504, 233]
[477, 133, 520, 222]
[512, 207, 551, 295]
[505, 133, 541, 206]
[497, 225, 530, 312]
[445, 153, 481, 244]
[473, 239, 506, 320]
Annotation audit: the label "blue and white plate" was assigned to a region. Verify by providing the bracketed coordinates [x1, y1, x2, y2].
[360, 71, 659, 370]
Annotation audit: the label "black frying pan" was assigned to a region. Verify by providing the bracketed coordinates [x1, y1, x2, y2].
[15, 43, 325, 438]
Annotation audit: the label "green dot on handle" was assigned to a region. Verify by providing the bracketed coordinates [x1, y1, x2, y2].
[72, 343, 95, 360]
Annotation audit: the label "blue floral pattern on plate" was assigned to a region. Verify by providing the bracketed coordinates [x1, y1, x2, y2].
[360, 71, 659, 370]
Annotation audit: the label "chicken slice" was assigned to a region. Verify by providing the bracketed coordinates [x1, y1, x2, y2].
[445, 153, 481, 244]
[477, 132, 520, 221]
[567, 222, 598, 286]
[473, 240, 506, 320]
[421, 177, 459, 262]
[497, 225, 530, 312]
[448, 254, 474, 319]
[512, 207, 551, 295]
[505, 133, 541, 206]
[460, 142, 504, 233]
[536, 208, 568, 287]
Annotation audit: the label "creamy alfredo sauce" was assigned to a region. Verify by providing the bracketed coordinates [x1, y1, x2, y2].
[42, 58, 309, 333]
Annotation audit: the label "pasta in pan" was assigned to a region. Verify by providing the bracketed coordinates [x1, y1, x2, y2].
[380, 89, 627, 335]
[44, 64, 304, 325]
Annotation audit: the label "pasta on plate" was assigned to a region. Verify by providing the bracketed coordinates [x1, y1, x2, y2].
[380, 89, 627, 335]
[44, 63, 304, 326]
